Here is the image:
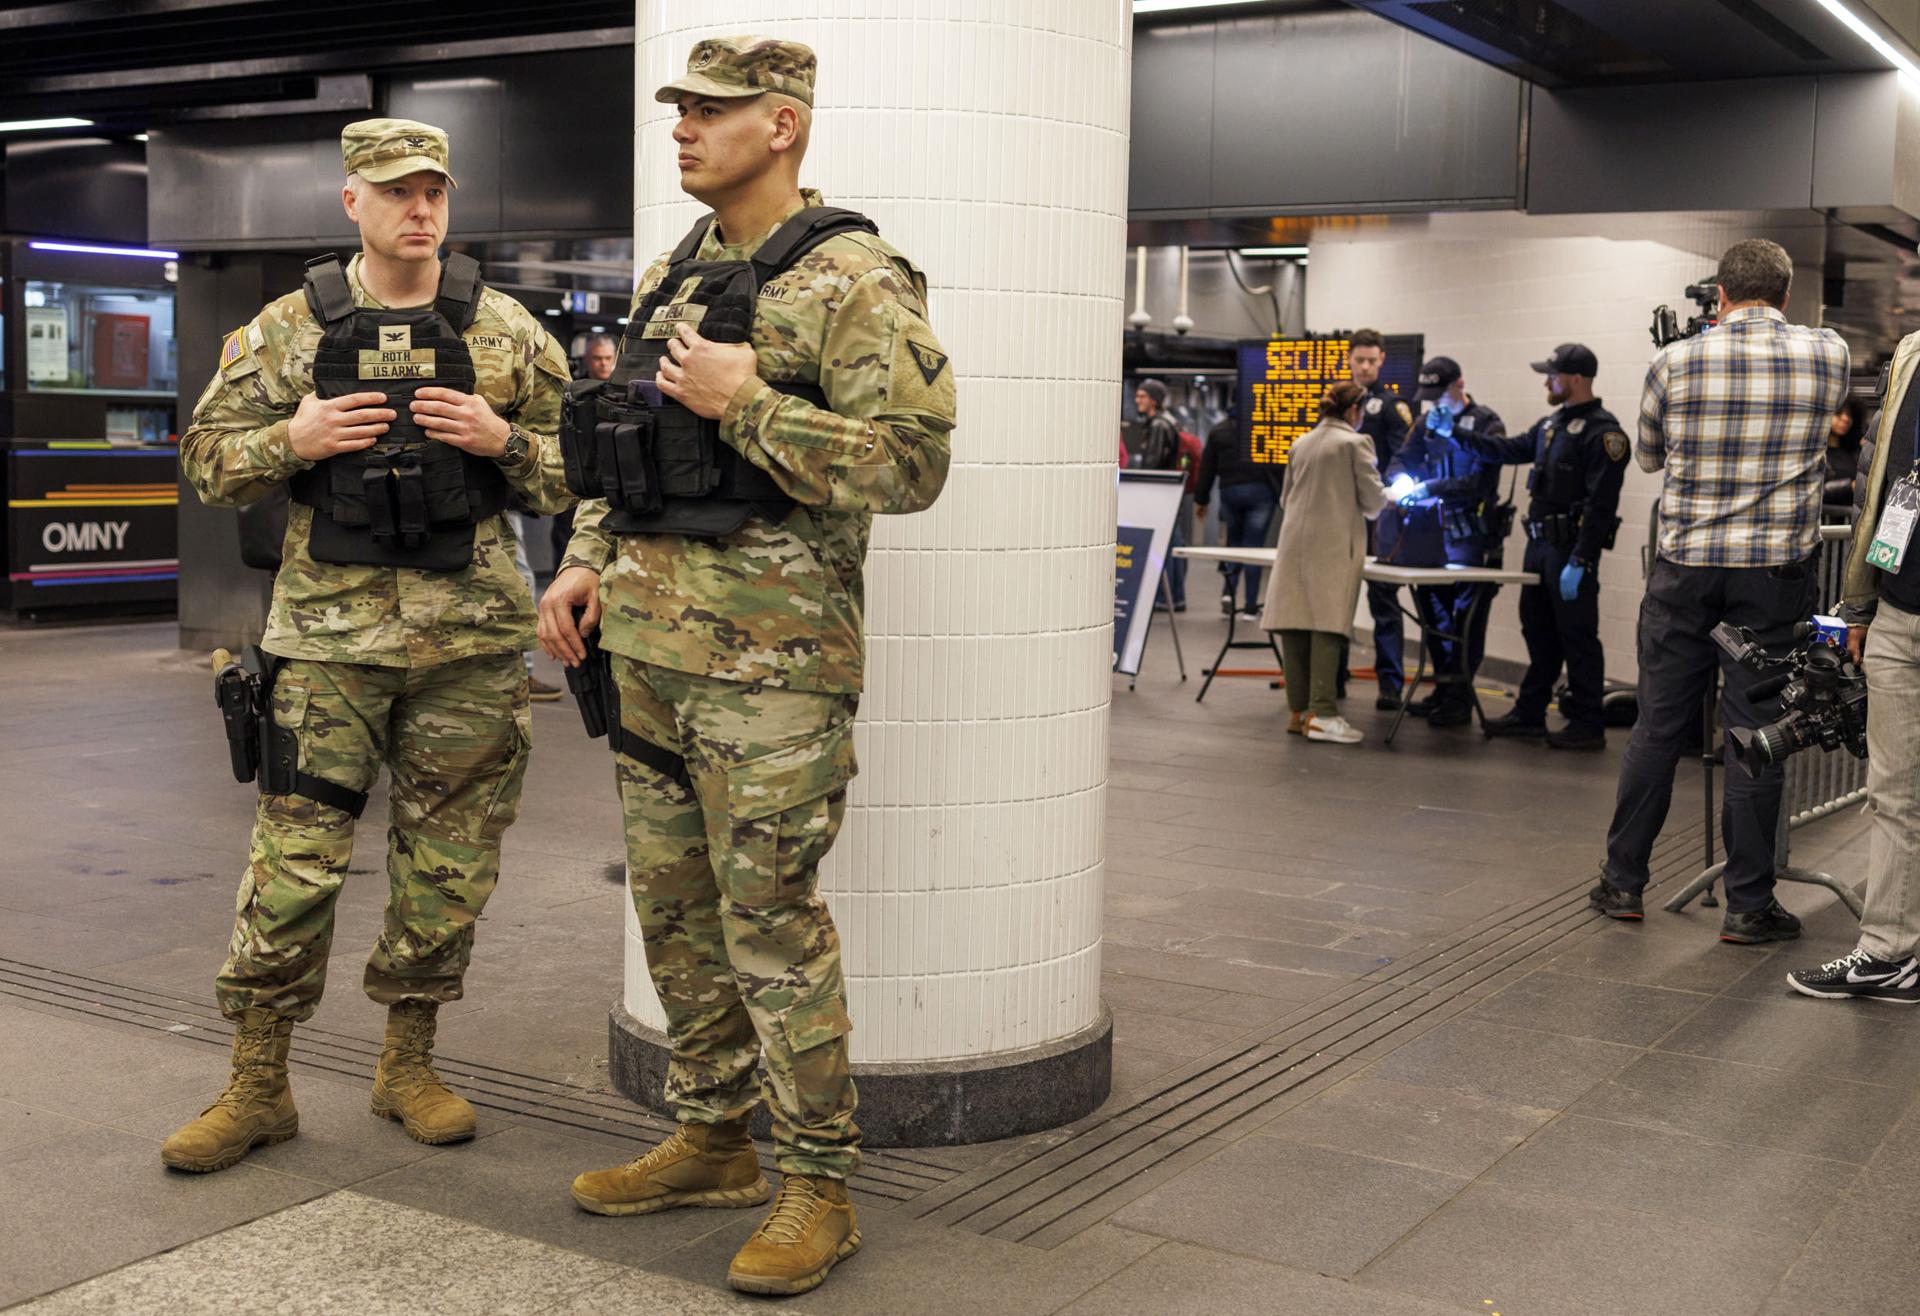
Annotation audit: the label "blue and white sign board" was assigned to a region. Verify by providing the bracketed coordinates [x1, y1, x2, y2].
[1114, 469, 1187, 677]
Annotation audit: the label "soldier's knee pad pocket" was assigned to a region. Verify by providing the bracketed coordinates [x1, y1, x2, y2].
[719, 720, 856, 907]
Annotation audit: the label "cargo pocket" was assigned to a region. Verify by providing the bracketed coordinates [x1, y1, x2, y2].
[720, 719, 857, 908]
[481, 696, 534, 839]
[778, 992, 851, 1055]
[270, 675, 313, 773]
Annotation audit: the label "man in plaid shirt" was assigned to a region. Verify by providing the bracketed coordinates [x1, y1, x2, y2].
[1592, 239, 1849, 943]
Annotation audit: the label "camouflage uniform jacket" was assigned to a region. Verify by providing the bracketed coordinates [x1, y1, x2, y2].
[181, 253, 574, 668]
[564, 189, 956, 694]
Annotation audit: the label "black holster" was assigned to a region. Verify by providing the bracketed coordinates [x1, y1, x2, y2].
[564, 621, 690, 789]
[211, 647, 368, 818]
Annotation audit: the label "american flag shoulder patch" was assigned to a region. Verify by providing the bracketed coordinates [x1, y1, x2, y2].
[219, 327, 247, 368]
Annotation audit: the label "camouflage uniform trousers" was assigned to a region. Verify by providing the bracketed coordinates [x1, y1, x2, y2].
[216, 653, 532, 1022]
[611, 654, 861, 1180]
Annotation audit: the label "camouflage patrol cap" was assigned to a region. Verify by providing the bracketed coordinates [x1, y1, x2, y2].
[654, 36, 816, 108]
[341, 118, 457, 188]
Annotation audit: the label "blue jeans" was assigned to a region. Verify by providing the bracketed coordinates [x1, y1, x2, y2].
[1218, 481, 1276, 611]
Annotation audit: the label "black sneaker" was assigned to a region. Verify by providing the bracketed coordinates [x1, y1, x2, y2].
[1588, 880, 1644, 920]
[1405, 695, 1438, 719]
[1546, 724, 1606, 752]
[1375, 693, 1403, 712]
[1483, 712, 1547, 738]
[1426, 701, 1473, 729]
[1787, 948, 1920, 1003]
[1720, 900, 1802, 945]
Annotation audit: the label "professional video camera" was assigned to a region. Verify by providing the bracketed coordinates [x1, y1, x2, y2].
[1650, 283, 1720, 348]
[1711, 618, 1867, 775]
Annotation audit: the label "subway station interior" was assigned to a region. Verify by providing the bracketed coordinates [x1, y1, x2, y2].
[4, 1, 1920, 1312]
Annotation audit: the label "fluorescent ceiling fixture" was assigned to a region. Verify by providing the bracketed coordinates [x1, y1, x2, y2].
[1133, 0, 1272, 12]
[134, 133, 149, 142]
[30, 240, 179, 259]
[0, 117, 93, 131]
[1239, 246, 1309, 257]
[1812, 0, 1920, 84]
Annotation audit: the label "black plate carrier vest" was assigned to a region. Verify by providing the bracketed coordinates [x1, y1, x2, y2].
[289, 253, 507, 572]
[558, 206, 878, 539]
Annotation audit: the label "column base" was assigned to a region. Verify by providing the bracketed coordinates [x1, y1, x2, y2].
[607, 1002, 1113, 1148]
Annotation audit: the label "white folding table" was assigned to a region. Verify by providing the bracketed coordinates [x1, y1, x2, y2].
[1173, 546, 1534, 744]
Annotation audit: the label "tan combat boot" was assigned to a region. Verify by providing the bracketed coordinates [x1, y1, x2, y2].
[370, 1000, 476, 1144]
[727, 1174, 861, 1296]
[570, 1119, 770, 1216]
[159, 1010, 299, 1172]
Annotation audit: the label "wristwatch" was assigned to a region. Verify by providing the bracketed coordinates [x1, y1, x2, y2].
[497, 426, 530, 467]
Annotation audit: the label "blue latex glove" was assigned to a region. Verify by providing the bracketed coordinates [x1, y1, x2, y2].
[1426, 405, 1454, 438]
[1400, 480, 1429, 506]
[1559, 561, 1585, 601]
[1385, 474, 1426, 505]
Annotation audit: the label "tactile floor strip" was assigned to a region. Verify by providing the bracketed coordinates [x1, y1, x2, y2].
[1, 818, 1718, 1231]
[0, 961, 951, 1204]
[900, 820, 1716, 1246]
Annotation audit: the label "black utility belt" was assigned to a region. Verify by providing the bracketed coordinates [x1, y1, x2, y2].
[1526, 511, 1620, 550]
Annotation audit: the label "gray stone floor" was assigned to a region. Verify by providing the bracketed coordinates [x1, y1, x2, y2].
[0, 612, 1905, 1314]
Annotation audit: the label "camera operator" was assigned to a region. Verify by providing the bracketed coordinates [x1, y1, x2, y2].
[1591, 239, 1849, 942]
[1785, 333, 1920, 999]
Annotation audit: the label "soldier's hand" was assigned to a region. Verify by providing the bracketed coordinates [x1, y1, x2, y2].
[413, 387, 510, 457]
[657, 323, 758, 419]
[538, 566, 603, 666]
[1848, 625, 1868, 668]
[287, 390, 392, 461]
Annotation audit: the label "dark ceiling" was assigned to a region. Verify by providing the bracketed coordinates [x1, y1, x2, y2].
[0, 0, 632, 125]
[1344, 0, 1893, 86]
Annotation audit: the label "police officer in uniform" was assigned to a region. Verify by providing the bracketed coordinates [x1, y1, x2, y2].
[538, 37, 955, 1296]
[1473, 343, 1627, 750]
[1389, 356, 1508, 727]
[1348, 329, 1414, 707]
[165, 120, 573, 1173]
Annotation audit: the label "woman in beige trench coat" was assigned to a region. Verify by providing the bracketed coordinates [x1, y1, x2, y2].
[1260, 381, 1390, 745]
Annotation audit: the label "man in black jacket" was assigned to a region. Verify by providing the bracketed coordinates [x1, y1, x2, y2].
[1463, 344, 1628, 750]
[1194, 407, 1280, 617]
[1350, 330, 1413, 706]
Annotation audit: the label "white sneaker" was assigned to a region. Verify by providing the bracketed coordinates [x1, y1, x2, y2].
[1304, 715, 1364, 745]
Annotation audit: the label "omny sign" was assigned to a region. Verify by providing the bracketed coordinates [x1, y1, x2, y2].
[5, 445, 180, 610]
[42, 520, 131, 553]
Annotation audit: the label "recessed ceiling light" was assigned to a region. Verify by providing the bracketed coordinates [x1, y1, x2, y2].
[0, 117, 93, 132]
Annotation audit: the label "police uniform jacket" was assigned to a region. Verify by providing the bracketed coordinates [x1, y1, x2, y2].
[180, 253, 573, 668]
[1387, 400, 1506, 554]
[564, 189, 957, 695]
[1355, 382, 1413, 473]
[1462, 397, 1628, 566]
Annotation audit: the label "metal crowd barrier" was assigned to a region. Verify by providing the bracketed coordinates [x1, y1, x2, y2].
[1663, 514, 1866, 916]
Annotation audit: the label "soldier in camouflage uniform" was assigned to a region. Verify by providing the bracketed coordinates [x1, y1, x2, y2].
[163, 119, 573, 1174]
[539, 36, 954, 1297]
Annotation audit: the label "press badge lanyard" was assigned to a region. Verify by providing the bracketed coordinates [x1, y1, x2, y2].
[1867, 411, 1920, 572]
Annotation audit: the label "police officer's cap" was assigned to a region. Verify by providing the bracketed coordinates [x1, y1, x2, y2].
[1414, 356, 1461, 401]
[656, 36, 817, 108]
[1531, 343, 1599, 377]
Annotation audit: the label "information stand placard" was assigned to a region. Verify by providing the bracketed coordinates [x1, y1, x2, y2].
[1114, 469, 1187, 678]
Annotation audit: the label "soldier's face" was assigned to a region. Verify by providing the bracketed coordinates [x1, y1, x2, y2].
[346, 171, 448, 265]
[672, 94, 779, 201]
[586, 343, 615, 380]
[1348, 346, 1384, 387]
[1546, 371, 1570, 406]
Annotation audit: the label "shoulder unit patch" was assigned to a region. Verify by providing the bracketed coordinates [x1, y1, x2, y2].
[906, 339, 949, 385]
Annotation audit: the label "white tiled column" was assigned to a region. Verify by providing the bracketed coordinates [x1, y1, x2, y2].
[619, 4, 1124, 1123]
